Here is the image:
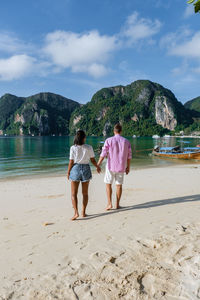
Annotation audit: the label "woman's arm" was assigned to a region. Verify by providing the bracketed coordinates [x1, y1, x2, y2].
[90, 157, 101, 173]
[67, 159, 74, 179]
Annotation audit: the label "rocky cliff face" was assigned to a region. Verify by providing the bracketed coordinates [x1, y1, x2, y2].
[0, 92, 80, 136]
[0, 81, 196, 137]
[155, 96, 177, 130]
[69, 80, 193, 136]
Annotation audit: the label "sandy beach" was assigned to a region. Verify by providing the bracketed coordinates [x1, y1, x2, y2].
[0, 164, 200, 299]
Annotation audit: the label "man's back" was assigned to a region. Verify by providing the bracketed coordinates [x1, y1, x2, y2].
[101, 134, 132, 173]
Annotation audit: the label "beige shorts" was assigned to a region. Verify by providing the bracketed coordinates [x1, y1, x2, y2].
[104, 165, 124, 185]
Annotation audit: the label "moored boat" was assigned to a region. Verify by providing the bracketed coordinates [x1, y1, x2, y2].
[152, 135, 160, 139]
[153, 146, 200, 160]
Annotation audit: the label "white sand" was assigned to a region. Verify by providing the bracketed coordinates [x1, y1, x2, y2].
[0, 165, 200, 299]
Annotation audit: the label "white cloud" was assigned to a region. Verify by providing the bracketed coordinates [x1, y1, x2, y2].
[160, 28, 191, 49]
[171, 61, 189, 75]
[121, 11, 162, 45]
[183, 5, 194, 19]
[160, 29, 200, 59]
[0, 55, 35, 81]
[0, 32, 32, 54]
[71, 63, 108, 78]
[170, 32, 200, 59]
[43, 30, 117, 77]
[173, 74, 197, 86]
[0, 12, 162, 80]
[192, 66, 200, 73]
[161, 28, 200, 80]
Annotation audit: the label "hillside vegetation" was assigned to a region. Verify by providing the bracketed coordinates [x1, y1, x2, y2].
[69, 80, 194, 136]
[0, 81, 199, 136]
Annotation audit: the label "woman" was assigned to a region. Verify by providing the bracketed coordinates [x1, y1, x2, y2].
[67, 130, 101, 220]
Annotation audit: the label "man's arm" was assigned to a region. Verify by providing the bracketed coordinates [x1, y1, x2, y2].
[67, 159, 74, 179]
[98, 139, 109, 166]
[97, 156, 105, 166]
[126, 142, 132, 175]
[126, 158, 131, 175]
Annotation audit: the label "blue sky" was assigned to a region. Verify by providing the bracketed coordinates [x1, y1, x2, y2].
[0, 0, 199, 104]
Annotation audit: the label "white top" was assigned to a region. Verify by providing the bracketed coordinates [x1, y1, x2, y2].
[69, 144, 95, 164]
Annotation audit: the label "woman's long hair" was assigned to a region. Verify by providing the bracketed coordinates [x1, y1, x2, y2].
[74, 130, 86, 145]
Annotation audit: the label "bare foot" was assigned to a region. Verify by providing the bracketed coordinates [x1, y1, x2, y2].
[81, 212, 87, 218]
[106, 204, 113, 211]
[115, 205, 122, 209]
[71, 213, 79, 221]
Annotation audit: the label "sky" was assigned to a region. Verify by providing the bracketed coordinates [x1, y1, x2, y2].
[0, 0, 199, 104]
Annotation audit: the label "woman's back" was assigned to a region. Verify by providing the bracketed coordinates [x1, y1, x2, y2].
[70, 144, 94, 164]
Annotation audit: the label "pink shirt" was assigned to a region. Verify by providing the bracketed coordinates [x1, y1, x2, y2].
[100, 134, 132, 173]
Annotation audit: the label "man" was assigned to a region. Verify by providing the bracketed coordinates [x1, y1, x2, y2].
[98, 123, 132, 210]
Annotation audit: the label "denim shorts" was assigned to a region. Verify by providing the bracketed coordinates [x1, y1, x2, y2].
[69, 164, 92, 182]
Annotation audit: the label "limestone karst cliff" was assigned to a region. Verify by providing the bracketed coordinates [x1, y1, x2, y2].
[69, 80, 193, 136]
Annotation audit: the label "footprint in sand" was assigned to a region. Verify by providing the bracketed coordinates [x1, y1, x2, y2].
[80, 243, 87, 250]
[26, 209, 37, 213]
[40, 194, 64, 199]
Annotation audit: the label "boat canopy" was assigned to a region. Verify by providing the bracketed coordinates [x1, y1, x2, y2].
[178, 141, 190, 144]
[160, 147, 176, 151]
[184, 147, 200, 150]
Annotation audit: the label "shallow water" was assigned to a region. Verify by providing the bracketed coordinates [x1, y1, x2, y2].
[0, 136, 200, 179]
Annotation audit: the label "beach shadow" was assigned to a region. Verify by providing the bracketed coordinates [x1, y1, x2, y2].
[78, 194, 200, 221]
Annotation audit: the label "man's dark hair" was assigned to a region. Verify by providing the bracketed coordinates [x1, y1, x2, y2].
[74, 130, 86, 145]
[114, 123, 122, 133]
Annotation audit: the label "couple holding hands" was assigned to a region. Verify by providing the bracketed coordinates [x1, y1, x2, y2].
[67, 123, 132, 220]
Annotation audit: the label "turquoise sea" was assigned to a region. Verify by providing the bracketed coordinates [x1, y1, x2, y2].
[0, 136, 200, 180]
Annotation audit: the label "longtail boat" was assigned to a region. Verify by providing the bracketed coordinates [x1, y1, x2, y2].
[152, 146, 200, 160]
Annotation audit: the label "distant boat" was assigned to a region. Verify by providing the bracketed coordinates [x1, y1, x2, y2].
[153, 146, 200, 160]
[152, 135, 160, 139]
[132, 135, 137, 138]
[163, 135, 171, 138]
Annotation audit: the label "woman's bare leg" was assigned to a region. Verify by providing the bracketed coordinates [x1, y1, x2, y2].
[81, 181, 89, 217]
[71, 181, 80, 220]
[106, 184, 113, 210]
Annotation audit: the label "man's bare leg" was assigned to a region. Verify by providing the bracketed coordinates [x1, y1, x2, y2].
[81, 181, 89, 217]
[106, 184, 113, 210]
[116, 184, 122, 209]
[71, 181, 80, 220]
